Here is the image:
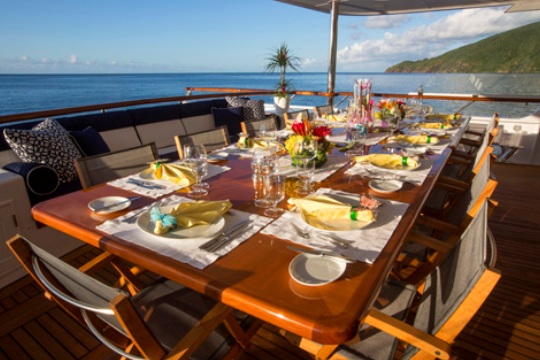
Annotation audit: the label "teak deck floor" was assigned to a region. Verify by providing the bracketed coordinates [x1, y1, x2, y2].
[0, 162, 538, 360]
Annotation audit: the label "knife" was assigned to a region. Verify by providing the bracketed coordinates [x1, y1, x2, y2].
[127, 178, 166, 190]
[199, 220, 250, 251]
[286, 246, 356, 263]
[93, 196, 141, 213]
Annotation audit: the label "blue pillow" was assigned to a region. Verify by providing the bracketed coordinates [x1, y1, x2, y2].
[69, 126, 110, 156]
[212, 106, 244, 139]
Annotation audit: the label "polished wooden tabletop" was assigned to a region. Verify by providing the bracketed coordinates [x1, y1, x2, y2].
[32, 141, 452, 344]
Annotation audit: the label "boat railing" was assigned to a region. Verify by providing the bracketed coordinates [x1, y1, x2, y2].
[2, 87, 539, 126]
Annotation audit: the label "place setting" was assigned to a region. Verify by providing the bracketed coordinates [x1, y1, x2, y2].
[96, 194, 273, 269]
[344, 152, 434, 186]
[107, 156, 232, 199]
[261, 187, 409, 271]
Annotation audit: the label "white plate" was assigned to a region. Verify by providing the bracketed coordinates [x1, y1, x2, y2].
[300, 210, 374, 232]
[137, 205, 225, 240]
[402, 146, 427, 155]
[289, 253, 346, 286]
[88, 196, 131, 214]
[369, 179, 403, 193]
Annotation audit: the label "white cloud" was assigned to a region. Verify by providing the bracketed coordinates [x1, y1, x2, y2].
[337, 7, 540, 71]
[302, 58, 317, 67]
[365, 14, 410, 29]
[68, 55, 78, 64]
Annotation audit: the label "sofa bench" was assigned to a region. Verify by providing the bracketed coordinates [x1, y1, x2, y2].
[0, 97, 263, 205]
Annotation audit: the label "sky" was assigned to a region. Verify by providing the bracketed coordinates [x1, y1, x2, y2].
[1, 0, 540, 74]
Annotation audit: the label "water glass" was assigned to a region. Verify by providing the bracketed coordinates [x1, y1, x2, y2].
[183, 144, 208, 198]
[263, 174, 286, 217]
[296, 158, 315, 195]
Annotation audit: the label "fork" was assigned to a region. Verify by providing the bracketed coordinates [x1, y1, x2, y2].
[291, 223, 351, 248]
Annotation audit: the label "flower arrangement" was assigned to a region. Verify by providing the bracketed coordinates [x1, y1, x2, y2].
[266, 42, 301, 99]
[284, 116, 333, 167]
[374, 99, 406, 120]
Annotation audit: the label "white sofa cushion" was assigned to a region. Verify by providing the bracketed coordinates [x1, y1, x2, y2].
[181, 115, 216, 134]
[99, 128, 142, 152]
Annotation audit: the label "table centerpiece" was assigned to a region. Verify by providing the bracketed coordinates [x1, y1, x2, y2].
[284, 116, 333, 168]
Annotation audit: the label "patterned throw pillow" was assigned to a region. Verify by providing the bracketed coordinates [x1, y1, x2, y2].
[225, 96, 265, 121]
[3, 118, 82, 183]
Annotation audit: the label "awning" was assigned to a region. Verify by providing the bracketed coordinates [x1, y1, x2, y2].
[275, 0, 540, 102]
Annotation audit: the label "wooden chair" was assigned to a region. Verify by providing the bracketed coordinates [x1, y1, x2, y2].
[240, 116, 278, 137]
[283, 109, 310, 129]
[395, 147, 498, 284]
[313, 105, 334, 118]
[282, 200, 500, 360]
[7, 235, 260, 360]
[174, 126, 230, 159]
[75, 142, 159, 189]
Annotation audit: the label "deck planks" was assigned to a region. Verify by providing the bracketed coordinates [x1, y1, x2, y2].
[0, 162, 539, 360]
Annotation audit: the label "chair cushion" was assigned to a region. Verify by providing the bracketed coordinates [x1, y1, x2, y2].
[225, 97, 265, 121]
[212, 106, 244, 138]
[69, 126, 111, 156]
[3, 118, 82, 183]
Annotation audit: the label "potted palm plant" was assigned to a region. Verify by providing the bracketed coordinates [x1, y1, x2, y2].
[266, 42, 301, 115]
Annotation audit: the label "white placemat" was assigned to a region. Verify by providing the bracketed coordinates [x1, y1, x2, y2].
[326, 132, 389, 146]
[261, 187, 409, 264]
[345, 158, 434, 185]
[275, 155, 349, 182]
[96, 195, 273, 269]
[107, 163, 231, 198]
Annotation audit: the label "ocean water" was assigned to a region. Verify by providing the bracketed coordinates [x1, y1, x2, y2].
[0, 72, 538, 118]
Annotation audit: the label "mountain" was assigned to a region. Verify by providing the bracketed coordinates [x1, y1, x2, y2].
[386, 21, 540, 73]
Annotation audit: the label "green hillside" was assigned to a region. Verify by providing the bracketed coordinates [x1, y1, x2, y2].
[386, 21, 540, 73]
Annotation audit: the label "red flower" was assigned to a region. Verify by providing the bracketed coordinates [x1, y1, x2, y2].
[312, 125, 332, 138]
[291, 118, 309, 136]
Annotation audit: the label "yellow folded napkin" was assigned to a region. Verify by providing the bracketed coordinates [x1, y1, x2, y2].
[237, 134, 273, 149]
[353, 154, 419, 170]
[147, 163, 196, 185]
[153, 200, 233, 234]
[418, 122, 449, 130]
[425, 114, 460, 121]
[391, 134, 439, 145]
[289, 195, 376, 227]
[322, 114, 346, 122]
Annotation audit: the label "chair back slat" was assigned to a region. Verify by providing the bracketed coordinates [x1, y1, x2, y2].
[405, 201, 489, 358]
[75, 142, 159, 188]
[175, 126, 230, 158]
[20, 237, 127, 332]
[241, 117, 278, 137]
[445, 148, 492, 227]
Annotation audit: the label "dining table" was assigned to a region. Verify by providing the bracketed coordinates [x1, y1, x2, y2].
[31, 115, 469, 345]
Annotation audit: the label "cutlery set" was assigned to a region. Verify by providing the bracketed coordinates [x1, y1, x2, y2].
[127, 178, 166, 190]
[199, 220, 251, 252]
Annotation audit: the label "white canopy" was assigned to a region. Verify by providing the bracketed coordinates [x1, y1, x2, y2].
[275, 0, 540, 100]
[275, 0, 540, 16]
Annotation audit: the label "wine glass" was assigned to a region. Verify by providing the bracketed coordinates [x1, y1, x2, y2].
[292, 137, 317, 195]
[183, 144, 208, 198]
[263, 174, 286, 217]
[251, 148, 271, 208]
[386, 116, 401, 136]
[346, 110, 367, 156]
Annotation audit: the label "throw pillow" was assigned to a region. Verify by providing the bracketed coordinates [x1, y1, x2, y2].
[69, 126, 111, 156]
[225, 96, 265, 121]
[3, 118, 82, 183]
[212, 106, 244, 137]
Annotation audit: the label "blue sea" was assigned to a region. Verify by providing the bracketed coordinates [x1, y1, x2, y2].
[0, 72, 538, 118]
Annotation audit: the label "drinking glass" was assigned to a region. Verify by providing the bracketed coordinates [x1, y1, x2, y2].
[251, 148, 271, 208]
[346, 112, 367, 156]
[292, 137, 317, 195]
[385, 116, 400, 136]
[263, 174, 286, 217]
[183, 144, 208, 198]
